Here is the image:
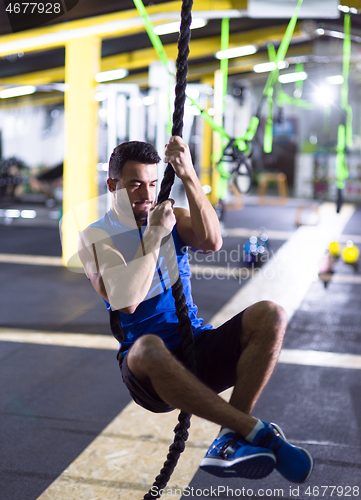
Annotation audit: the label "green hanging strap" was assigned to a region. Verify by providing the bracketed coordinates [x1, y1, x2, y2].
[336, 124, 348, 190]
[261, 0, 304, 153]
[276, 61, 313, 109]
[220, 18, 230, 106]
[263, 0, 304, 97]
[264, 87, 274, 153]
[276, 91, 313, 109]
[336, 13, 351, 192]
[243, 116, 260, 143]
[342, 13, 352, 146]
[132, 0, 169, 67]
[263, 44, 276, 153]
[216, 18, 231, 198]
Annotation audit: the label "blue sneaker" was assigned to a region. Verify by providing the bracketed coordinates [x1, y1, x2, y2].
[200, 431, 276, 479]
[251, 422, 314, 483]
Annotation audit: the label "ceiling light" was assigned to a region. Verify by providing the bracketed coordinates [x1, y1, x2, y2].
[143, 95, 155, 106]
[190, 105, 201, 116]
[0, 85, 36, 98]
[21, 210, 36, 219]
[4, 209, 20, 218]
[338, 5, 359, 14]
[328, 30, 344, 39]
[313, 85, 335, 106]
[278, 71, 308, 84]
[326, 75, 344, 84]
[97, 163, 109, 171]
[216, 44, 257, 60]
[253, 61, 288, 73]
[186, 88, 200, 99]
[154, 18, 207, 36]
[95, 92, 107, 102]
[95, 68, 128, 83]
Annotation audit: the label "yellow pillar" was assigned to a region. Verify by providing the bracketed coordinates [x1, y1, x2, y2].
[210, 69, 223, 206]
[62, 35, 101, 266]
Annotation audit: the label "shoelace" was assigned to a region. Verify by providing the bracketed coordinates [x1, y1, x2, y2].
[219, 435, 243, 458]
[256, 427, 284, 454]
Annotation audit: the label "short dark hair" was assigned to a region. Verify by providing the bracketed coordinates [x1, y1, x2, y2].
[108, 141, 161, 178]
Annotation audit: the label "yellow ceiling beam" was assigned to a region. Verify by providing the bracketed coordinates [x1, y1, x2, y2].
[101, 23, 305, 72]
[0, 23, 305, 88]
[346, 0, 361, 8]
[0, 67, 66, 87]
[0, 0, 241, 57]
[0, 93, 63, 109]
[0, 0, 358, 59]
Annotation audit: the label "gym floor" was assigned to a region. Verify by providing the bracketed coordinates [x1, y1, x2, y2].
[0, 197, 360, 500]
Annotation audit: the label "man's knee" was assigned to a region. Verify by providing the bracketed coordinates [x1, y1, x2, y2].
[243, 300, 288, 342]
[127, 334, 168, 374]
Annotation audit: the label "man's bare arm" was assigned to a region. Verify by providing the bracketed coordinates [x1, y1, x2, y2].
[78, 200, 176, 314]
[164, 136, 223, 253]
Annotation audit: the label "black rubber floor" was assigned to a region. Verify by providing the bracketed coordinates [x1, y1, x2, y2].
[0, 225, 62, 256]
[185, 364, 361, 499]
[0, 342, 131, 500]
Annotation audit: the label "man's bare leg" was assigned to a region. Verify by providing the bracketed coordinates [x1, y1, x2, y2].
[228, 300, 287, 415]
[127, 333, 258, 438]
[127, 304, 313, 483]
[127, 300, 286, 437]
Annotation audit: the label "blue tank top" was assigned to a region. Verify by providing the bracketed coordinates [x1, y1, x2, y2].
[89, 209, 212, 352]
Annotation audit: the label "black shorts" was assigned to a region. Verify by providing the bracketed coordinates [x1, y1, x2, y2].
[118, 310, 245, 413]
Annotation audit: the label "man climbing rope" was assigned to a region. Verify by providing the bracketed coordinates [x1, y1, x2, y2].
[78, 135, 313, 485]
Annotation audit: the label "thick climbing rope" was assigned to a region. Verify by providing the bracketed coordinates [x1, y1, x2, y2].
[142, 1, 196, 499]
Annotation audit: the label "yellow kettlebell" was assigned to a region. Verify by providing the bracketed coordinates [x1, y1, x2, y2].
[341, 240, 360, 264]
[328, 241, 340, 257]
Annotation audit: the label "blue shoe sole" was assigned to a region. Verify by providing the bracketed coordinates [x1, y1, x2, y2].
[200, 454, 275, 479]
[270, 422, 314, 483]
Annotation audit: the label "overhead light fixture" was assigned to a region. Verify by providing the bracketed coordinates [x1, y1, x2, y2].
[0, 85, 36, 99]
[186, 88, 200, 99]
[338, 5, 359, 14]
[95, 68, 128, 83]
[326, 75, 344, 85]
[190, 105, 201, 116]
[143, 95, 155, 106]
[278, 71, 308, 84]
[95, 91, 107, 101]
[153, 18, 207, 35]
[313, 85, 335, 106]
[316, 27, 361, 43]
[21, 210, 37, 219]
[3, 209, 20, 218]
[216, 44, 257, 60]
[253, 61, 288, 73]
[327, 30, 344, 39]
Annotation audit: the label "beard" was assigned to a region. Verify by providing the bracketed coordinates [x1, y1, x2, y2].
[134, 210, 148, 221]
[133, 202, 153, 222]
